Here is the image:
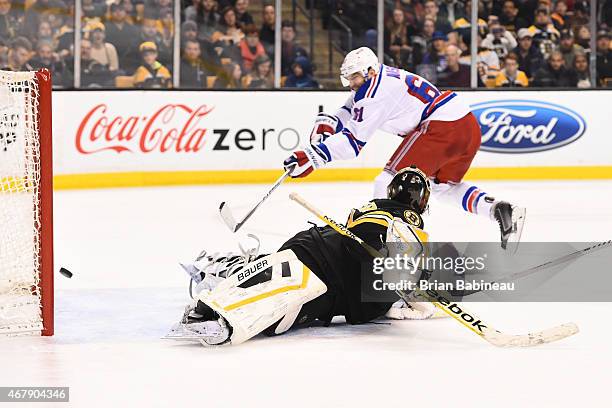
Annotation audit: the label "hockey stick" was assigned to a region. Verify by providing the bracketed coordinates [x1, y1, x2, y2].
[219, 165, 295, 233]
[461, 240, 612, 296]
[289, 192, 579, 347]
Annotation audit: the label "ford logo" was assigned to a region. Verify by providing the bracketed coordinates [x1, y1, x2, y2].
[471, 100, 586, 153]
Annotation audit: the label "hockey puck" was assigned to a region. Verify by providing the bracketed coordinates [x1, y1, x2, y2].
[59, 267, 73, 278]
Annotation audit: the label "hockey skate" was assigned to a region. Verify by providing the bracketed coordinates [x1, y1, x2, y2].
[493, 201, 526, 253]
[163, 302, 231, 346]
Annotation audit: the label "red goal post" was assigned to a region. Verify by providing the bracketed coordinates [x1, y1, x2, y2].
[0, 69, 53, 336]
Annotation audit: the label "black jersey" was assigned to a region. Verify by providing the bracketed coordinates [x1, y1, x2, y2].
[278, 199, 425, 325]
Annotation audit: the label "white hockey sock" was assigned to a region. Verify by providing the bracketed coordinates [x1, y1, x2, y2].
[373, 170, 394, 199]
[432, 181, 498, 219]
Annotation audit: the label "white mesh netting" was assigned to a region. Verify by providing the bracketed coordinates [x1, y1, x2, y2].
[0, 71, 43, 336]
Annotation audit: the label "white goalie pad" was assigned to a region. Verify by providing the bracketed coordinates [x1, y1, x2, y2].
[197, 250, 327, 345]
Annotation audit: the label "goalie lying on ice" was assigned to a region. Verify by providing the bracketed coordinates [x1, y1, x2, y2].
[165, 166, 436, 346]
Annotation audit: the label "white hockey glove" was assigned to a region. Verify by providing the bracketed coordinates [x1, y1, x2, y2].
[309, 112, 343, 145]
[386, 293, 437, 320]
[283, 144, 330, 178]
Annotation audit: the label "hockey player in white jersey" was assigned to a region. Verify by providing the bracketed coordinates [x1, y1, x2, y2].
[283, 47, 525, 250]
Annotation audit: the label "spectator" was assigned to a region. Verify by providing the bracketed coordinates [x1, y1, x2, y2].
[285, 55, 318, 88]
[494, 52, 529, 86]
[234, 0, 253, 26]
[385, 8, 419, 69]
[482, 21, 517, 59]
[80, 38, 114, 87]
[422, 31, 448, 74]
[140, 17, 172, 66]
[513, 28, 544, 80]
[550, 0, 569, 30]
[569, 52, 591, 88]
[530, 8, 560, 59]
[158, 7, 174, 49]
[438, 0, 467, 27]
[180, 39, 207, 88]
[423, 0, 452, 34]
[186, 0, 220, 43]
[213, 61, 243, 88]
[211, 6, 244, 61]
[437, 44, 470, 87]
[259, 3, 274, 54]
[36, 19, 54, 45]
[122, 0, 141, 24]
[459, 32, 501, 87]
[574, 25, 591, 52]
[29, 40, 68, 86]
[245, 53, 273, 88]
[596, 30, 611, 86]
[81, 0, 105, 21]
[239, 23, 266, 73]
[23, 0, 66, 40]
[413, 16, 436, 50]
[2, 36, 32, 71]
[499, 0, 528, 34]
[0, 0, 22, 40]
[55, 3, 73, 60]
[105, 2, 140, 74]
[532, 50, 572, 86]
[133, 41, 171, 88]
[556, 29, 584, 68]
[281, 20, 307, 76]
[87, 22, 119, 75]
[181, 20, 221, 73]
[570, 0, 589, 27]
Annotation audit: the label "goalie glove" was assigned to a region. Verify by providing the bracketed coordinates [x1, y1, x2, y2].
[309, 113, 343, 145]
[386, 294, 437, 320]
[283, 144, 330, 178]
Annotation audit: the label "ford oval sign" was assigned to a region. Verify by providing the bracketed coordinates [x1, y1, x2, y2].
[471, 100, 586, 153]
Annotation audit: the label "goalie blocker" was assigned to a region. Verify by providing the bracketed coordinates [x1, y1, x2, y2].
[168, 167, 432, 346]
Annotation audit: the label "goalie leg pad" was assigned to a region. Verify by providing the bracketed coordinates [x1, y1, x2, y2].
[197, 250, 327, 345]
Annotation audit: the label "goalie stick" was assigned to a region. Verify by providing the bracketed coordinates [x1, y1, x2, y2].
[460, 240, 612, 296]
[219, 165, 295, 232]
[288, 192, 579, 348]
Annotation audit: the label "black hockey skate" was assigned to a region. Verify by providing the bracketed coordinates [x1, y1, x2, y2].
[493, 202, 526, 253]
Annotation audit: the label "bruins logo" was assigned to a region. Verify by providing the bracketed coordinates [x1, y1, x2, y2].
[403, 210, 421, 227]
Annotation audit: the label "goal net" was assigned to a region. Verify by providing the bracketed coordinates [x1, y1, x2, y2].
[0, 70, 53, 336]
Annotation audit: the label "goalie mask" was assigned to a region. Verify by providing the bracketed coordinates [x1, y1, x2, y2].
[387, 166, 431, 214]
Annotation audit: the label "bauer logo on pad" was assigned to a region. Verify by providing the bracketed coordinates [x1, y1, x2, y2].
[471, 100, 586, 153]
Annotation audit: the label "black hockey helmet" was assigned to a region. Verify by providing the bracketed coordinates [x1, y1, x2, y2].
[387, 166, 431, 214]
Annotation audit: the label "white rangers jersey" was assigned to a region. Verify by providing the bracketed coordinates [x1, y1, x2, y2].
[316, 64, 471, 162]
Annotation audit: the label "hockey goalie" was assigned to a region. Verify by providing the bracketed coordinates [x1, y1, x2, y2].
[166, 166, 435, 346]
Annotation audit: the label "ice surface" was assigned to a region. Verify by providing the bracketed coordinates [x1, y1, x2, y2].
[1, 180, 611, 407]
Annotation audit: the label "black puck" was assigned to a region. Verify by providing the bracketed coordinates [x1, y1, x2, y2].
[59, 267, 73, 278]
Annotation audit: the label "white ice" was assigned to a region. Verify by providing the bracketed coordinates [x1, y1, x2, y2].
[1, 180, 611, 407]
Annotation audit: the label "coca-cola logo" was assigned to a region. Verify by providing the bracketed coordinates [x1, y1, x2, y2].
[76, 103, 214, 154]
[75, 103, 303, 154]
[471, 100, 586, 153]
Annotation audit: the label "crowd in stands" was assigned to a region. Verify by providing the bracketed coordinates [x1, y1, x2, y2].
[0, 0, 318, 88]
[377, 0, 611, 87]
[0, 0, 609, 88]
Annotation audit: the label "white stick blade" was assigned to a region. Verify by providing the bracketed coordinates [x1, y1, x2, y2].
[219, 202, 238, 232]
[483, 322, 579, 347]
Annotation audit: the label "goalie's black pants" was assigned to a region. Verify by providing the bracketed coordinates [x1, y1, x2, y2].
[263, 225, 395, 336]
